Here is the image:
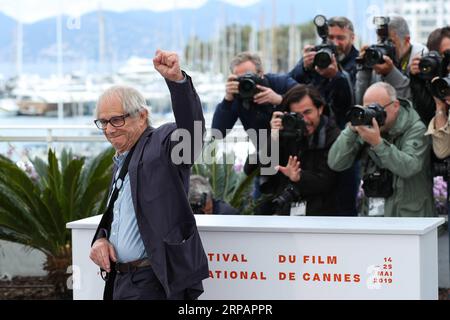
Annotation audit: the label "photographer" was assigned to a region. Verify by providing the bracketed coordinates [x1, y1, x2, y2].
[212, 52, 297, 206]
[355, 16, 427, 106]
[258, 84, 340, 216]
[188, 175, 239, 215]
[410, 26, 450, 125]
[419, 27, 450, 159]
[288, 15, 359, 216]
[426, 92, 450, 159]
[328, 17, 360, 84]
[289, 16, 357, 128]
[328, 82, 434, 217]
[212, 51, 298, 146]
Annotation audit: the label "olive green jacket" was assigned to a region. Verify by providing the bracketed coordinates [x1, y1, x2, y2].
[328, 99, 435, 217]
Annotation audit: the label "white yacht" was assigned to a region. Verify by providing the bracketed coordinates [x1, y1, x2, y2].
[0, 98, 19, 117]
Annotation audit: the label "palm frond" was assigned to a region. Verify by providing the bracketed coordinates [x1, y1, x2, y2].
[0, 147, 114, 256]
[0, 147, 114, 297]
[192, 146, 257, 214]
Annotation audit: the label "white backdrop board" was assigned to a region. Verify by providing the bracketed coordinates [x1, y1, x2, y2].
[67, 215, 444, 300]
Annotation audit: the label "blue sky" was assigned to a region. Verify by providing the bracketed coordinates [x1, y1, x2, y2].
[0, 0, 261, 23]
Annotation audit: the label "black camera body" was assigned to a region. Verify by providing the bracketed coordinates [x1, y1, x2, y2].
[346, 103, 387, 127]
[272, 184, 301, 215]
[279, 112, 307, 139]
[431, 76, 450, 100]
[190, 192, 207, 215]
[362, 168, 394, 198]
[310, 15, 337, 69]
[429, 50, 450, 99]
[363, 43, 396, 68]
[236, 72, 264, 100]
[311, 44, 337, 69]
[418, 51, 442, 81]
[358, 17, 396, 68]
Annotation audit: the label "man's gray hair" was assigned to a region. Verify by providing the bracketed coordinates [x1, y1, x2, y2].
[229, 51, 264, 74]
[329, 16, 354, 33]
[388, 15, 410, 40]
[95, 85, 150, 125]
[370, 82, 397, 102]
[189, 175, 213, 205]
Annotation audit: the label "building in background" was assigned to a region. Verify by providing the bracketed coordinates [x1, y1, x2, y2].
[384, 0, 449, 45]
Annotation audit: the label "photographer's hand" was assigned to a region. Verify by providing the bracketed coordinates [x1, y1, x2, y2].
[354, 118, 382, 147]
[303, 45, 316, 70]
[225, 74, 239, 101]
[276, 156, 301, 183]
[409, 55, 421, 76]
[373, 55, 394, 76]
[254, 85, 283, 105]
[270, 111, 284, 141]
[357, 45, 369, 63]
[433, 96, 449, 130]
[315, 54, 338, 79]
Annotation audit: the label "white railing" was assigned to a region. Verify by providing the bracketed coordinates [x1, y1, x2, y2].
[0, 125, 104, 144]
[0, 125, 252, 144]
[0, 125, 254, 164]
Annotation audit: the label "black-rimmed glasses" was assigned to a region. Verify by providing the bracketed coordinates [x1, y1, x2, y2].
[94, 113, 131, 130]
[363, 101, 394, 109]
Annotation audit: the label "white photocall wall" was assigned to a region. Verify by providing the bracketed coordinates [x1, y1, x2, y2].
[67, 215, 445, 300]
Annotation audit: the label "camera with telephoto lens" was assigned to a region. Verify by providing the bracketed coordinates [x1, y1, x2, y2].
[357, 17, 396, 68]
[346, 103, 387, 126]
[272, 184, 301, 215]
[190, 192, 207, 215]
[278, 112, 307, 139]
[418, 51, 442, 81]
[308, 15, 337, 69]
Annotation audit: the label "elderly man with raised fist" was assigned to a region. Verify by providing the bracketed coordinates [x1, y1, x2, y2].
[89, 50, 209, 300]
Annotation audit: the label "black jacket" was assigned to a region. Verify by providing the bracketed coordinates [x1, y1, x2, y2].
[259, 116, 340, 216]
[288, 54, 356, 130]
[409, 75, 437, 125]
[213, 199, 239, 215]
[339, 45, 360, 85]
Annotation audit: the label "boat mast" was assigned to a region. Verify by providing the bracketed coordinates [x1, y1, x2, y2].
[56, 1, 64, 121]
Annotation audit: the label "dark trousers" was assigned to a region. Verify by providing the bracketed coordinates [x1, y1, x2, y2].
[335, 161, 360, 216]
[113, 265, 184, 300]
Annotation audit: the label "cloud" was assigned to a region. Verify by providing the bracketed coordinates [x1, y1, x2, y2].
[0, 0, 261, 23]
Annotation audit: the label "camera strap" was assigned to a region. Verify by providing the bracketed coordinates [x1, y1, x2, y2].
[362, 147, 394, 200]
[362, 150, 376, 173]
[106, 145, 136, 210]
[341, 69, 355, 106]
[308, 116, 327, 149]
[399, 46, 412, 74]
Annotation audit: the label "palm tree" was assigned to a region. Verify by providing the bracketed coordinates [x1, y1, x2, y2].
[192, 143, 264, 214]
[0, 147, 115, 298]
